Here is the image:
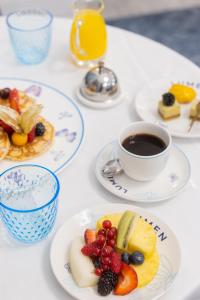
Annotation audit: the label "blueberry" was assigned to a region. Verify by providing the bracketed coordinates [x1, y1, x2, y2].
[0, 88, 11, 100]
[129, 251, 144, 265]
[162, 92, 175, 106]
[121, 252, 130, 264]
[35, 122, 45, 136]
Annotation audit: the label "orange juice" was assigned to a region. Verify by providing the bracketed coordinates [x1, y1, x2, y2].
[70, 9, 107, 64]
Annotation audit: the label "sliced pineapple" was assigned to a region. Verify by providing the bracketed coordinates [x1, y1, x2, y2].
[132, 249, 160, 288]
[96, 213, 123, 230]
[127, 217, 157, 256]
[19, 104, 42, 134]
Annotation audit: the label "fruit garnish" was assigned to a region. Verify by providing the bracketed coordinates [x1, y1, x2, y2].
[11, 132, 28, 146]
[69, 237, 98, 288]
[84, 229, 96, 245]
[121, 252, 130, 265]
[117, 210, 137, 250]
[0, 105, 21, 133]
[132, 250, 159, 288]
[162, 92, 175, 106]
[169, 84, 196, 103]
[95, 268, 103, 276]
[114, 263, 138, 295]
[97, 213, 122, 230]
[81, 241, 100, 257]
[35, 122, 45, 136]
[101, 245, 113, 257]
[19, 104, 42, 134]
[9, 88, 20, 114]
[98, 270, 118, 296]
[102, 220, 112, 229]
[129, 251, 144, 265]
[0, 88, 11, 100]
[0, 120, 14, 135]
[110, 252, 122, 274]
[28, 127, 36, 143]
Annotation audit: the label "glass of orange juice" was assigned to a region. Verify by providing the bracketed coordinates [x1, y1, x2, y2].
[70, 0, 107, 67]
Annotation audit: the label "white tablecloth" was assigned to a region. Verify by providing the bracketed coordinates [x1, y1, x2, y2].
[0, 17, 200, 300]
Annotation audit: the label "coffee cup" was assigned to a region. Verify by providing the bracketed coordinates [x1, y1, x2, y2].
[118, 121, 172, 181]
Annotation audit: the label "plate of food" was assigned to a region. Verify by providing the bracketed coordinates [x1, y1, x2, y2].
[50, 203, 181, 300]
[135, 78, 200, 138]
[0, 78, 84, 173]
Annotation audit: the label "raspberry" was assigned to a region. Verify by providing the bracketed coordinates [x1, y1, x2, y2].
[81, 241, 99, 257]
[110, 252, 122, 274]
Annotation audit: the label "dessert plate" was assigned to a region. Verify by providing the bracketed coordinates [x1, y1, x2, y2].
[0, 78, 84, 174]
[135, 78, 200, 138]
[95, 142, 190, 203]
[50, 203, 181, 300]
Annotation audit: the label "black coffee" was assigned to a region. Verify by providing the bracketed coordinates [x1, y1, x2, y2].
[122, 134, 166, 156]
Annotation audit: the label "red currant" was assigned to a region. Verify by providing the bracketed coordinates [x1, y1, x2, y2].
[95, 268, 103, 276]
[107, 239, 116, 248]
[101, 256, 111, 266]
[102, 220, 112, 230]
[102, 264, 109, 271]
[98, 229, 106, 236]
[93, 247, 101, 256]
[107, 229, 115, 239]
[97, 235, 106, 246]
[101, 246, 113, 257]
[110, 227, 117, 235]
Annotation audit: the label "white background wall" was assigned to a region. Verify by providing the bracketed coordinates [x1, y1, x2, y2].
[1, 0, 200, 19]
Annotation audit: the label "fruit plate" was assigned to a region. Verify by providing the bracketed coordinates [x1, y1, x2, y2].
[0, 78, 84, 174]
[50, 203, 181, 300]
[135, 78, 200, 138]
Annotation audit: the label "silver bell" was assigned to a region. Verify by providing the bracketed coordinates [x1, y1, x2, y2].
[80, 61, 120, 102]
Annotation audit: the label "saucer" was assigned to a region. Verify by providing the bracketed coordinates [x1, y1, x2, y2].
[95, 142, 191, 203]
[76, 87, 124, 109]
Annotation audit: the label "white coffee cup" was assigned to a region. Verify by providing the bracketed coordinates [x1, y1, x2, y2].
[118, 121, 172, 181]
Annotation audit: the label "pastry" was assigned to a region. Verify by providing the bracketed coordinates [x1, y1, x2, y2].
[158, 92, 181, 120]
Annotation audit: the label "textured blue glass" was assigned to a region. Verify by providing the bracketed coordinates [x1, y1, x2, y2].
[6, 9, 53, 64]
[0, 165, 60, 243]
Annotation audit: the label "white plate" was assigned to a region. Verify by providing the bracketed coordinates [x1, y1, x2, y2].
[0, 78, 84, 174]
[76, 87, 124, 109]
[135, 78, 200, 138]
[95, 142, 190, 203]
[50, 203, 181, 300]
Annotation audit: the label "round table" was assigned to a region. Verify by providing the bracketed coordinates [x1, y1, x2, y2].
[0, 17, 199, 300]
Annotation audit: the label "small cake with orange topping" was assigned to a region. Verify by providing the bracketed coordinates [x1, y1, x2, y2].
[169, 84, 196, 104]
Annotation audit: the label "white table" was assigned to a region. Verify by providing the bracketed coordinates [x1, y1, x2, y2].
[0, 17, 200, 300]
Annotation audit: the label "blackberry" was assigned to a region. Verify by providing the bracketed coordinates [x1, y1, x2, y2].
[162, 92, 175, 106]
[35, 122, 45, 136]
[97, 271, 118, 296]
[0, 88, 11, 100]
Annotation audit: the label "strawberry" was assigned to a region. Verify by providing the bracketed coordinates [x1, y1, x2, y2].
[0, 120, 14, 135]
[81, 241, 100, 257]
[9, 88, 20, 114]
[28, 127, 36, 143]
[84, 229, 96, 245]
[114, 263, 138, 296]
[110, 252, 122, 274]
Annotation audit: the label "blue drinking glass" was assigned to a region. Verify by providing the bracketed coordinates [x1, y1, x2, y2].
[0, 165, 60, 244]
[6, 9, 53, 64]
